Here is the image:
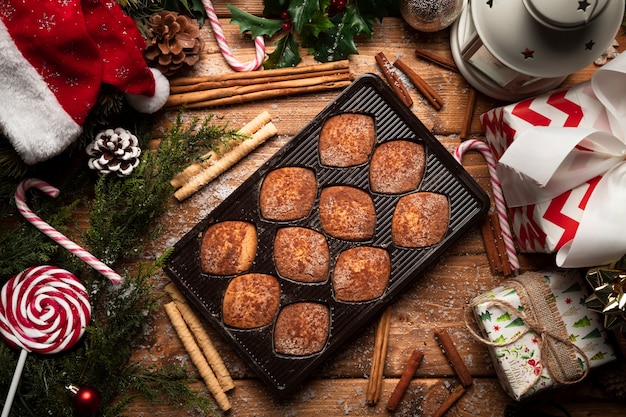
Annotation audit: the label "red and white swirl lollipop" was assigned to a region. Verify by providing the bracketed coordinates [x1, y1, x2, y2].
[0, 266, 91, 417]
[0, 265, 91, 353]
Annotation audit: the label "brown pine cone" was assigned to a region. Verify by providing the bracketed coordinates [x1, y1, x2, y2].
[144, 11, 204, 77]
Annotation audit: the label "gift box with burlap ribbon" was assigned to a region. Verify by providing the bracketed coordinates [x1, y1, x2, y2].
[469, 270, 616, 400]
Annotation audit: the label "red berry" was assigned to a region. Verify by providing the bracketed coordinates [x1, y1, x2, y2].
[280, 10, 290, 20]
[335, 0, 346, 10]
[282, 21, 292, 31]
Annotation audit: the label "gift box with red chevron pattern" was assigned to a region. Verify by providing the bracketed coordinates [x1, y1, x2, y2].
[480, 53, 626, 268]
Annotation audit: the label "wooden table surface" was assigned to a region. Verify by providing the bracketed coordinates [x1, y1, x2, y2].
[126, 2, 626, 416]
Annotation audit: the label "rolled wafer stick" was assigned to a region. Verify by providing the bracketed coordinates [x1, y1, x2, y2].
[164, 302, 231, 411]
[238, 110, 272, 136]
[170, 150, 219, 190]
[174, 122, 278, 201]
[165, 283, 234, 391]
[435, 329, 473, 387]
[386, 349, 424, 412]
[432, 384, 466, 417]
[170, 111, 272, 188]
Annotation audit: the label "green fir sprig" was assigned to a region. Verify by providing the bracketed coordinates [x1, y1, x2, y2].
[0, 111, 241, 416]
[85, 111, 243, 265]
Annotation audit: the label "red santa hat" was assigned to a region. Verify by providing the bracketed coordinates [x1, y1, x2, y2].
[0, 0, 170, 165]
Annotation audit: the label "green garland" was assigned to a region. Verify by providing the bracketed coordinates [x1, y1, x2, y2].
[0, 111, 241, 416]
[229, 0, 399, 68]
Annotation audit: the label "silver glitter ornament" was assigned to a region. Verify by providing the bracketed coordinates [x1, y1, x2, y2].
[399, 0, 464, 32]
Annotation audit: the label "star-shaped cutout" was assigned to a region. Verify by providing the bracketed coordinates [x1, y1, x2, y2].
[585, 40, 595, 50]
[486, 0, 493, 8]
[521, 48, 534, 59]
[578, 0, 590, 11]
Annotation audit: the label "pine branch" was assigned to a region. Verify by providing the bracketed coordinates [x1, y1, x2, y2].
[0, 111, 237, 416]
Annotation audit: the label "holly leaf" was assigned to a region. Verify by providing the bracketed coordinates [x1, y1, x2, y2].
[163, 0, 208, 26]
[264, 32, 302, 69]
[356, 0, 399, 21]
[308, 13, 359, 62]
[288, 0, 322, 33]
[345, 2, 376, 37]
[227, 4, 283, 38]
[299, 10, 335, 39]
[263, 0, 290, 15]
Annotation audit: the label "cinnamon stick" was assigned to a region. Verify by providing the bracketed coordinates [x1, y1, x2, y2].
[432, 385, 466, 417]
[481, 212, 513, 276]
[366, 306, 392, 405]
[170, 60, 350, 86]
[414, 49, 458, 73]
[375, 52, 413, 107]
[386, 349, 424, 412]
[170, 68, 350, 94]
[166, 73, 351, 108]
[179, 81, 352, 110]
[393, 59, 444, 110]
[460, 87, 477, 139]
[435, 329, 473, 388]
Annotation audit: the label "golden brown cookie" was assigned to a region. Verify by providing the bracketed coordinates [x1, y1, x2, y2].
[259, 167, 317, 221]
[274, 302, 330, 356]
[222, 273, 280, 329]
[332, 246, 390, 302]
[318, 186, 376, 241]
[369, 140, 425, 194]
[318, 113, 376, 167]
[200, 221, 257, 275]
[391, 192, 449, 248]
[273, 227, 330, 283]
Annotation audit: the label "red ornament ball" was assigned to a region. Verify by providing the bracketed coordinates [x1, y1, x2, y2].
[68, 385, 101, 416]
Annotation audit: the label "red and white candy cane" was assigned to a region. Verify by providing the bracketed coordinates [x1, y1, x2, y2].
[201, 0, 265, 72]
[0, 266, 91, 417]
[454, 139, 520, 272]
[15, 178, 123, 285]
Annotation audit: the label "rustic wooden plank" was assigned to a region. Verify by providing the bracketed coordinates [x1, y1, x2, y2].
[123, 376, 622, 417]
[125, 7, 626, 417]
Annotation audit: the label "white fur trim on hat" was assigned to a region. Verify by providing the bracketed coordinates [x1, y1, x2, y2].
[125, 68, 170, 114]
[0, 20, 81, 165]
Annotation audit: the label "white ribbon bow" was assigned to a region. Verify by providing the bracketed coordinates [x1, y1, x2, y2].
[496, 52, 626, 268]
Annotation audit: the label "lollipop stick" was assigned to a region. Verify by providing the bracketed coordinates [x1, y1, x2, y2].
[1, 349, 28, 417]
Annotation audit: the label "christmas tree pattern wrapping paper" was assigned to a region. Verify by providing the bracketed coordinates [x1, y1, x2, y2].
[471, 270, 616, 401]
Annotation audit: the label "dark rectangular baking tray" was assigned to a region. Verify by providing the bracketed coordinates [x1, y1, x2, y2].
[164, 73, 490, 395]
